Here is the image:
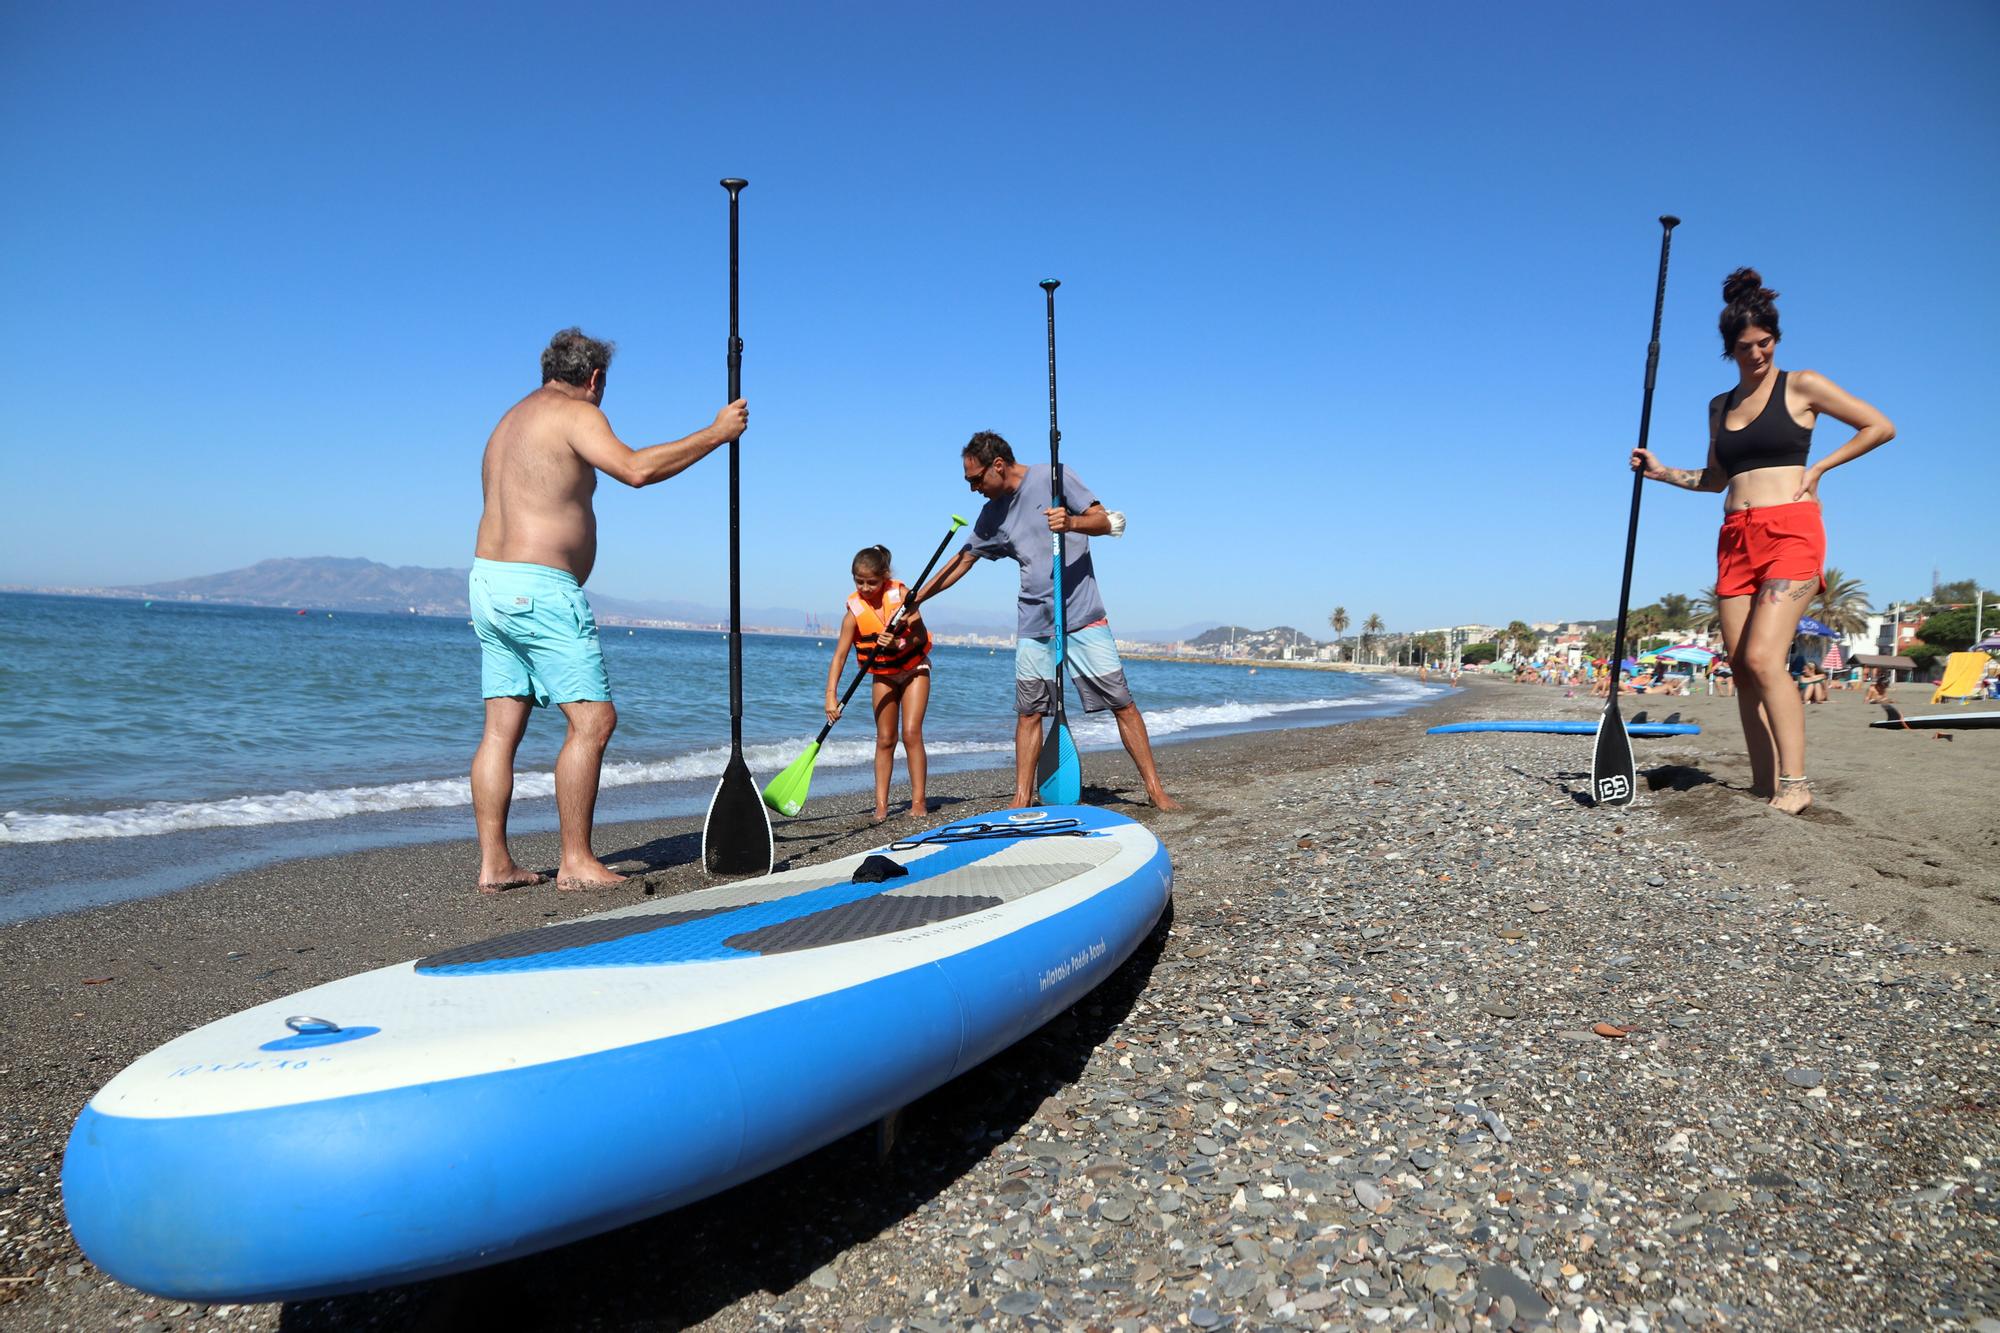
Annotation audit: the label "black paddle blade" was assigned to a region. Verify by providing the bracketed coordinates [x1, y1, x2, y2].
[1590, 705, 1637, 807]
[703, 750, 773, 876]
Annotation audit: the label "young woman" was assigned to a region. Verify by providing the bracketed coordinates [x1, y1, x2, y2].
[824, 545, 933, 824]
[1631, 269, 1893, 813]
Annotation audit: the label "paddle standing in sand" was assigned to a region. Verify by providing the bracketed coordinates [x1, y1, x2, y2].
[469, 328, 748, 891]
[1631, 269, 1893, 813]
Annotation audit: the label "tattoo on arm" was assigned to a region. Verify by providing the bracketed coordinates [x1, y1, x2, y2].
[1661, 467, 1707, 490]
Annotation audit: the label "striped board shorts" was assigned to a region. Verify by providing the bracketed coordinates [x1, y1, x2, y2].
[1015, 621, 1133, 715]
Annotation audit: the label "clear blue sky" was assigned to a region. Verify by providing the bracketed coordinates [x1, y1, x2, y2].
[3, 1, 1994, 634]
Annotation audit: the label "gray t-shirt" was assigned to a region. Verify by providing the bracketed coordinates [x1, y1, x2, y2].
[963, 463, 1109, 638]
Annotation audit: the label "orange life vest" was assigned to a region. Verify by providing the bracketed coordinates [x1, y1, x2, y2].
[846, 581, 930, 676]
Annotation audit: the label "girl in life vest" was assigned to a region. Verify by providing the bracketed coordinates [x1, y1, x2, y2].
[824, 545, 933, 824]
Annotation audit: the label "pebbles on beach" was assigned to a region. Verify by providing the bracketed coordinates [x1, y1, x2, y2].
[2, 681, 1996, 1331]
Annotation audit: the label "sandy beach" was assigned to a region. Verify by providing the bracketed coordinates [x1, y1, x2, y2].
[2, 677, 1995, 1331]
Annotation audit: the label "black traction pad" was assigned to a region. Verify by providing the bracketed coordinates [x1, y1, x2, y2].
[724, 894, 1003, 954]
[416, 903, 749, 971]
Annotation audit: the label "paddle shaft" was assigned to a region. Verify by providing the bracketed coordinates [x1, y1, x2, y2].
[1607, 215, 1679, 697]
[722, 178, 747, 748]
[815, 519, 966, 745]
[1042, 278, 1066, 667]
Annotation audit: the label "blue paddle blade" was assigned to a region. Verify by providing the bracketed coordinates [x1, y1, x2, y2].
[1037, 715, 1081, 805]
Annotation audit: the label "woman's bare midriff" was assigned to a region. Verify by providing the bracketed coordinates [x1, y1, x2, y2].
[1722, 465, 1811, 513]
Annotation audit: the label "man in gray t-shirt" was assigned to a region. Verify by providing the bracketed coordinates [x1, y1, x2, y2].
[917, 431, 1178, 810]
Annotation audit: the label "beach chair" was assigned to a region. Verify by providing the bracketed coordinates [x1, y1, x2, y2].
[1932, 651, 1985, 704]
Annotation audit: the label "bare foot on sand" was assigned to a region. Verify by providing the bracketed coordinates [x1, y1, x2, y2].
[1146, 789, 1184, 812]
[909, 802, 931, 819]
[476, 869, 549, 895]
[1770, 779, 1813, 816]
[556, 859, 629, 891]
[1007, 792, 1040, 810]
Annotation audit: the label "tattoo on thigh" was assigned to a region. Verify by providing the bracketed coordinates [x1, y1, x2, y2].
[1757, 580, 1792, 605]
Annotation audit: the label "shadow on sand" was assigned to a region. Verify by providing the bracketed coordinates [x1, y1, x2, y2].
[280, 903, 1174, 1332]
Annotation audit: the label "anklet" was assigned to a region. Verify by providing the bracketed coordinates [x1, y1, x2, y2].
[1779, 774, 1811, 788]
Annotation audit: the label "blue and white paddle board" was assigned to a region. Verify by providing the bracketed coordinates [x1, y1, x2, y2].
[63, 804, 1171, 1302]
[1428, 720, 1700, 736]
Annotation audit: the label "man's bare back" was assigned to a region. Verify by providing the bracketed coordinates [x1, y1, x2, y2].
[475, 383, 609, 582]
[473, 374, 748, 584]
[469, 328, 746, 896]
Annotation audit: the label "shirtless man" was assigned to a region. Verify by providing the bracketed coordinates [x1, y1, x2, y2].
[470, 328, 747, 892]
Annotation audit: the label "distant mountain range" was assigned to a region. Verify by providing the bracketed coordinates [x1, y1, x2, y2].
[1187, 624, 1327, 651]
[92, 556, 965, 632]
[61, 555, 1240, 639]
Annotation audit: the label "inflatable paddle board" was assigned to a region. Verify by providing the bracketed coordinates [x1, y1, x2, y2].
[64, 805, 1171, 1302]
[1870, 710, 2000, 731]
[1428, 720, 1700, 736]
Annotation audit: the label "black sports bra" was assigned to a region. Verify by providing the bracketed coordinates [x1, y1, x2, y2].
[1714, 370, 1812, 479]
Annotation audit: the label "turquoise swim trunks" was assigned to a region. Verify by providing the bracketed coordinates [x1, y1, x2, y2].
[469, 559, 611, 707]
[1015, 620, 1132, 715]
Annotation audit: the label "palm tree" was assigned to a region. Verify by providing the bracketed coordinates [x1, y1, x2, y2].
[1328, 606, 1349, 661]
[1363, 613, 1384, 663]
[1627, 607, 1666, 653]
[1505, 619, 1536, 660]
[1585, 630, 1617, 661]
[1811, 567, 1871, 636]
[1690, 585, 1722, 635]
[1658, 592, 1693, 633]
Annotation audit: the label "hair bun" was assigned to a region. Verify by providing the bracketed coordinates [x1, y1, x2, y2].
[1722, 267, 1778, 307]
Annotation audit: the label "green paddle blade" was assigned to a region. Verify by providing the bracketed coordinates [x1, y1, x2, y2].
[761, 741, 821, 817]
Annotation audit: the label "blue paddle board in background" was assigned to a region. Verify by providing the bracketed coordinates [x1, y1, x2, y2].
[63, 805, 1171, 1303]
[1428, 720, 1701, 736]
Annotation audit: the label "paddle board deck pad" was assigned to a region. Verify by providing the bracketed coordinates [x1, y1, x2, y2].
[64, 805, 1171, 1302]
[1428, 720, 1701, 736]
[1870, 711, 2000, 730]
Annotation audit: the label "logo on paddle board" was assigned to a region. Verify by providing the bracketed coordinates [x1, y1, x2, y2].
[1006, 811, 1049, 823]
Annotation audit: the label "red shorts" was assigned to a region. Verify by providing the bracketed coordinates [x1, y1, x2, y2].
[1715, 501, 1826, 598]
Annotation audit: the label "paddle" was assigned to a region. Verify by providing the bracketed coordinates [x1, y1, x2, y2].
[702, 178, 775, 877]
[1034, 279, 1084, 806]
[761, 515, 968, 817]
[1592, 214, 1680, 809]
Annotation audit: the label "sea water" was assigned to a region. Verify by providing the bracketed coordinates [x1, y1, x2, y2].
[0, 593, 1443, 920]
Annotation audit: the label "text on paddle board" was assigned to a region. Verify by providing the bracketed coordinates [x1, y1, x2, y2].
[171, 1057, 337, 1076]
[1039, 938, 1108, 992]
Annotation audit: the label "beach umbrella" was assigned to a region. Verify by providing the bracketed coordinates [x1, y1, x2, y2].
[1620, 658, 1640, 673]
[1822, 643, 1844, 672]
[1796, 616, 1835, 638]
[1659, 646, 1716, 665]
[1975, 633, 2000, 651]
